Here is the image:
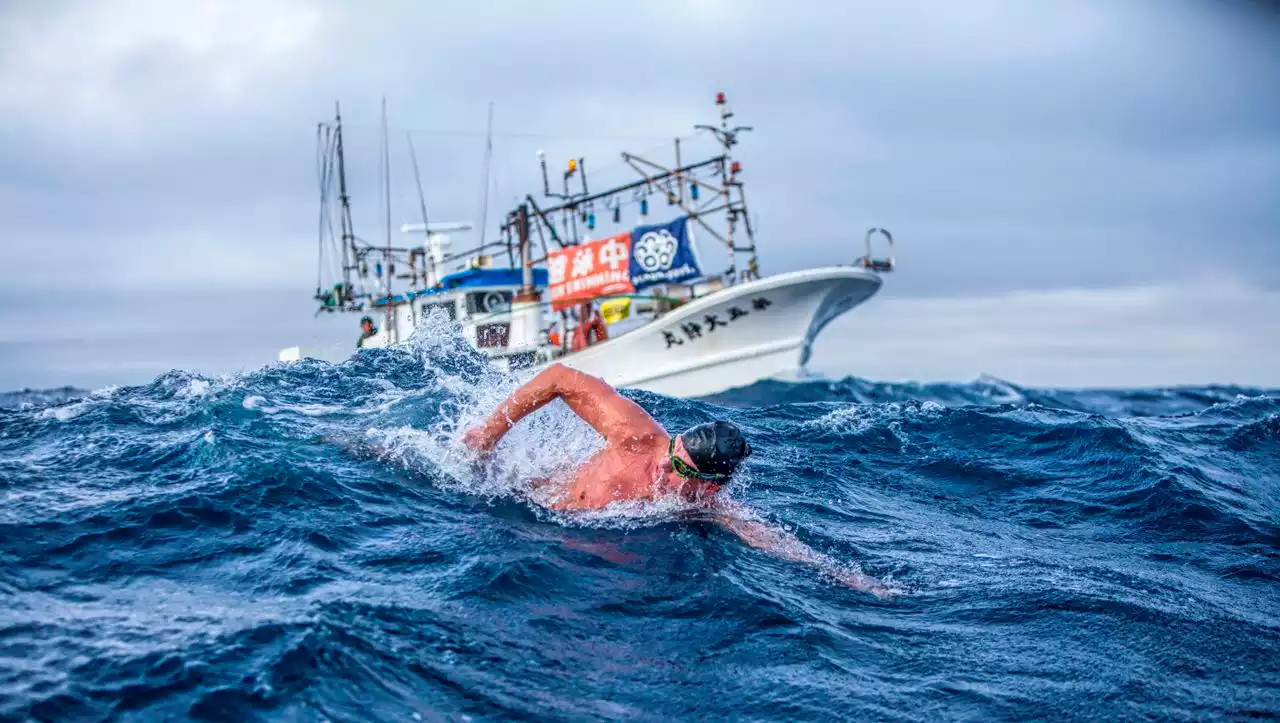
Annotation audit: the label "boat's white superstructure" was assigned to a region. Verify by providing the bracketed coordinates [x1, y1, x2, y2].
[281, 94, 895, 397]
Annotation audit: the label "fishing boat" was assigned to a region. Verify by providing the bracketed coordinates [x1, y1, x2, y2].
[278, 94, 895, 398]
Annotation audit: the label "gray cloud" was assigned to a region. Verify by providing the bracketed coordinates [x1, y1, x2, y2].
[0, 0, 1277, 389]
[813, 280, 1280, 387]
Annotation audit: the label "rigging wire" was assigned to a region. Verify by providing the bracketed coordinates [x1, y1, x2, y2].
[335, 121, 678, 143]
[477, 101, 494, 250]
[315, 125, 346, 296]
[406, 130, 431, 284]
[323, 134, 343, 287]
[316, 123, 326, 295]
[313, 113, 740, 300]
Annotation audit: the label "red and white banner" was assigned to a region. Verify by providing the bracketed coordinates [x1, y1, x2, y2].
[547, 232, 635, 311]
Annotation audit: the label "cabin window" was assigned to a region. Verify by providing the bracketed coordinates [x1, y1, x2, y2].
[466, 290, 512, 316]
[419, 300, 457, 321]
[475, 323, 510, 348]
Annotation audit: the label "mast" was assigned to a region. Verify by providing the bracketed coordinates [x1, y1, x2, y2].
[478, 101, 494, 247]
[381, 96, 395, 340]
[507, 202, 543, 351]
[407, 131, 431, 285]
[334, 102, 356, 300]
[516, 204, 533, 293]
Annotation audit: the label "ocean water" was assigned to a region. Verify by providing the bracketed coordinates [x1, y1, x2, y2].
[1, 325, 1277, 722]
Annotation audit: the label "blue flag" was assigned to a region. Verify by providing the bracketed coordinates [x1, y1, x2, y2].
[628, 216, 702, 290]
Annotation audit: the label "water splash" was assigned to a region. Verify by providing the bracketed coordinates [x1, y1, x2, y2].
[1, 321, 1277, 720]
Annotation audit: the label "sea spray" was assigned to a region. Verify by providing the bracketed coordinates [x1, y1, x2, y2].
[1, 318, 1277, 720]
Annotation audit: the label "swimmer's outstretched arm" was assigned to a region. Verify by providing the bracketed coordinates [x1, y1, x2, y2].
[712, 508, 894, 600]
[463, 363, 664, 452]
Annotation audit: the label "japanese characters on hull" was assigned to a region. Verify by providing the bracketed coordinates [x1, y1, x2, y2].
[661, 296, 772, 349]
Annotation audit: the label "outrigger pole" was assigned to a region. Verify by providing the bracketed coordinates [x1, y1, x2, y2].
[532, 155, 725, 218]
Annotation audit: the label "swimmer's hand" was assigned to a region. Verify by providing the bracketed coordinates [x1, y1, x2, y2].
[833, 567, 896, 601]
[461, 420, 503, 455]
[713, 508, 895, 600]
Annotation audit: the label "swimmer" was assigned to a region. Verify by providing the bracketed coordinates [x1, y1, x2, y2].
[463, 363, 892, 598]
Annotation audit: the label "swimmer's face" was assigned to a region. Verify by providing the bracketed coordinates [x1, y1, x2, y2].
[661, 435, 722, 500]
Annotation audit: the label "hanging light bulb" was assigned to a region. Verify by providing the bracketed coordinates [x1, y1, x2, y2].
[375, 262, 383, 278]
[612, 205, 621, 223]
[639, 198, 649, 215]
[586, 213, 596, 229]
[690, 183, 700, 201]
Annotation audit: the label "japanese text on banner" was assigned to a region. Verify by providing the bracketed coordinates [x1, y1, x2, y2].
[547, 232, 635, 311]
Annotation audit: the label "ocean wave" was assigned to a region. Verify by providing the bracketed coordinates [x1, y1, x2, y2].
[2, 333, 1278, 720]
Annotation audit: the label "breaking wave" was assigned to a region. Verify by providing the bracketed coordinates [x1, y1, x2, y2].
[2, 323, 1277, 720]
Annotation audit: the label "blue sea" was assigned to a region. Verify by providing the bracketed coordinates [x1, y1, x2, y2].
[1, 327, 1277, 722]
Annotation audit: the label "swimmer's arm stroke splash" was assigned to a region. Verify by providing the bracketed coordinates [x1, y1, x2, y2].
[461, 364, 893, 599]
[462, 363, 664, 453]
[708, 503, 895, 600]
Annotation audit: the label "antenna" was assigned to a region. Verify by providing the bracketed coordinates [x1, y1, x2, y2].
[406, 130, 431, 281]
[478, 101, 494, 246]
[537, 149, 551, 197]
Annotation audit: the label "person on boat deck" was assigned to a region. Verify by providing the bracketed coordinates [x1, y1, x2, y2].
[357, 316, 378, 348]
[569, 302, 608, 352]
[546, 322, 562, 349]
[462, 363, 892, 598]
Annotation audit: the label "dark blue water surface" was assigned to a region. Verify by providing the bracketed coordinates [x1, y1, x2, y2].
[2, 330, 1278, 722]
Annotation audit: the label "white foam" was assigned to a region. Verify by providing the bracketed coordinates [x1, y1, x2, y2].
[241, 393, 344, 417]
[39, 400, 94, 421]
[803, 400, 943, 437]
[804, 406, 873, 435]
[178, 379, 211, 398]
[342, 314, 701, 528]
[552, 492, 705, 530]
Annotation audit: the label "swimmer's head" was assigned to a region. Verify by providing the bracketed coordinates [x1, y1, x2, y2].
[676, 420, 751, 479]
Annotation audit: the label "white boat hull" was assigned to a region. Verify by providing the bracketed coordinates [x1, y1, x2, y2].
[562, 266, 881, 397]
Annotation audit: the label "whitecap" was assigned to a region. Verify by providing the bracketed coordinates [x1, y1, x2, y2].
[38, 400, 94, 422]
[178, 379, 211, 398]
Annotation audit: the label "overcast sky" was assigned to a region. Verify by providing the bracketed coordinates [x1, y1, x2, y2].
[1, 0, 1277, 391]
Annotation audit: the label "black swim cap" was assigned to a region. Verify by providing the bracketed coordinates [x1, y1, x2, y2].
[681, 421, 751, 477]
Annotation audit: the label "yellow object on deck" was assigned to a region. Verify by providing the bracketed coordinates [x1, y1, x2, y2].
[600, 297, 631, 325]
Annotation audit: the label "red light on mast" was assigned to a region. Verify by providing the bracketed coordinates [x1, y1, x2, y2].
[730, 160, 742, 174]
[715, 92, 726, 105]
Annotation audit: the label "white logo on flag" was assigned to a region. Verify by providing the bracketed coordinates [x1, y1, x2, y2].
[633, 230, 677, 272]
